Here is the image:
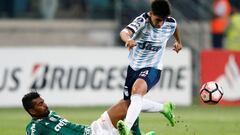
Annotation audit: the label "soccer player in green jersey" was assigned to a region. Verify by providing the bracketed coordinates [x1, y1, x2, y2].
[22, 92, 156, 135]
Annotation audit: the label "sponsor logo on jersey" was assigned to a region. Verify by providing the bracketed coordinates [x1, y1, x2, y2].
[129, 24, 139, 31]
[31, 123, 36, 134]
[138, 41, 162, 52]
[129, 17, 144, 32]
[54, 119, 69, 132]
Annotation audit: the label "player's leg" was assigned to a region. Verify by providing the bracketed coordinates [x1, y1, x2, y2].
[142, 98, 176, 127]
[118, 67, 161, 135]
[107, 99, 155, 135]
[118, 66, 143, 135]
[142, 98, 164, 112]
[107, 99, 175, 134]
[131, 100, 176, 134]
[117, 78, 147, 135]
[107, 99, 129, 128]
[119, 78, 147, 133]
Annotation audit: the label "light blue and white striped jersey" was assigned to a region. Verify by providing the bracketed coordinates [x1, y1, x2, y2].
[126, 12, 177, 71]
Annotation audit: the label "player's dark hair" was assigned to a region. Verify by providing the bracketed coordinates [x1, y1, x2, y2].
[22, 91, 40, 114]
[151, 0, 171, 18]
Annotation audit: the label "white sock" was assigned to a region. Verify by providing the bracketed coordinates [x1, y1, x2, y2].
[124, 94, 143, 129]
[141, 98, 164, 112]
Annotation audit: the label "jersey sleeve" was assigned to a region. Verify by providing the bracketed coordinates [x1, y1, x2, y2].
[126, 12, 148, 34]
[165, 17, 177, 35]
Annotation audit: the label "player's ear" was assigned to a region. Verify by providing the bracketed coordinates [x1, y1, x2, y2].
[29, 108, 36, 116]
[149, 11, 153, 16]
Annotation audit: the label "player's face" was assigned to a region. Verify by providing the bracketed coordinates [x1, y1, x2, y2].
[150, 12, 165, 28]
[30, 97, 49, 118]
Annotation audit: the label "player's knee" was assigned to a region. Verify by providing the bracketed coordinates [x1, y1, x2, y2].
[132, 79, 148, 94]
[131, 85, 146, 95]
[120, 99, 130, 107]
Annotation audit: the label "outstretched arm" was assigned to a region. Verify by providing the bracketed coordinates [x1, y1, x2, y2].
[173, 25, 183, 53]
[120, 28, 136, 50]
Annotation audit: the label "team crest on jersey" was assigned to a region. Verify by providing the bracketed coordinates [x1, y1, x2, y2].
[49, 117, 57, 122]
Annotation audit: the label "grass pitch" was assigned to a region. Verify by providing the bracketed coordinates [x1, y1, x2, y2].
[0, 105, 239, 135]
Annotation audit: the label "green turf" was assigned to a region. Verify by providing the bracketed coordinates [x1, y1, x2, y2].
[0, 105, 239, 135]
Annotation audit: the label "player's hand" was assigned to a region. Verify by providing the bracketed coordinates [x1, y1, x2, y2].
[125, 39, 136, 50]
[173, 41, 182, 53]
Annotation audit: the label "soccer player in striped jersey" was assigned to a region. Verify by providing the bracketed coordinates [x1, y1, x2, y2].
[117, 0, 183, 135]
[22, 92, 155, 135]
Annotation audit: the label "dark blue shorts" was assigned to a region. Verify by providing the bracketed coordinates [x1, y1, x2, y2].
[123, 66, 161, 100]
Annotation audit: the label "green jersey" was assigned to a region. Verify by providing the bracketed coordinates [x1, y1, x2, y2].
[26, 111, 91, 135]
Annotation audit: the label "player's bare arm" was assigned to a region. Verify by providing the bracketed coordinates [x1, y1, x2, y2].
[173, 25, 183, 53]
[120, 28, 136, 50]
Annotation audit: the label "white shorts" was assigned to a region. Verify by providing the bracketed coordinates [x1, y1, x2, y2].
[90, 111, 118, 135]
